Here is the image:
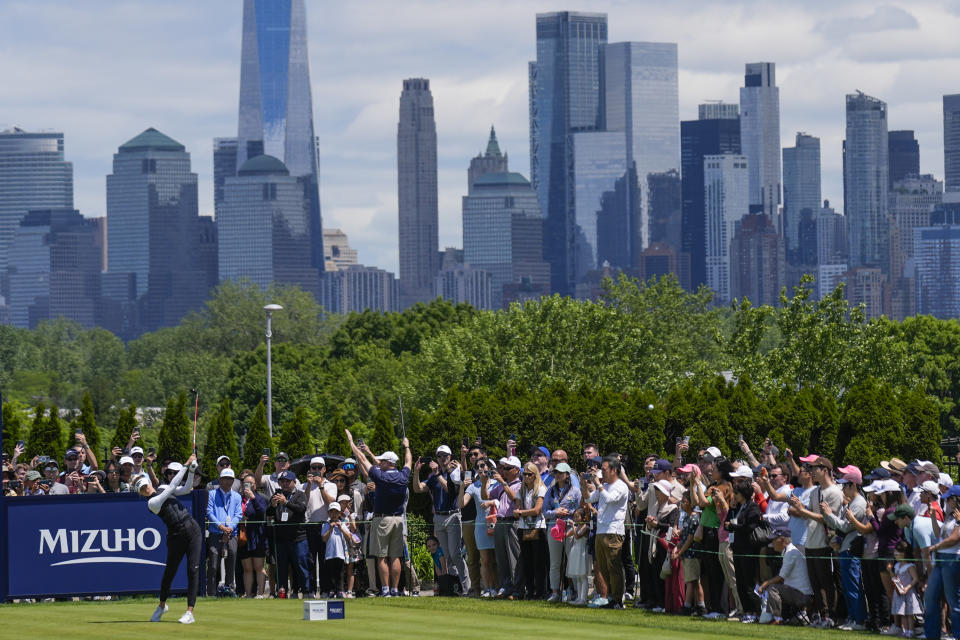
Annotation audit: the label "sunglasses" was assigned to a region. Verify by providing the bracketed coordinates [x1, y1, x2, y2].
[218, 462, 230, 467]
[342, 464, 356, 470]
[523, 472, 535, 477]
[310, 465, 324, 469]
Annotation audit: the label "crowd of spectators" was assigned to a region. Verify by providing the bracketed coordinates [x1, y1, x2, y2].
[8, 427, 960, 640]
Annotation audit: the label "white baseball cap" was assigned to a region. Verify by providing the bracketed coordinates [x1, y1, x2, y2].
[119, 456, 135, 466]
[377, 451, 399, 464]
[310, 456, 325, 466]
[730, 465, 753, 479]
[328, 501, 341, 512]
[921, 480, 941, 495]
[436, 445, 452, 455]
[216, 455, 231, 465]
[653, 479, 674, 495]
[939, 473, 953, 487]
[220, 468, 236, 479]
[499, 456, 522, 469]
[130, 446, 144, 455]
[166, 462, 184, 473]
[133, 476, 151, 492]
[337, 494, 351, 502]
[705, 446, 722, 458]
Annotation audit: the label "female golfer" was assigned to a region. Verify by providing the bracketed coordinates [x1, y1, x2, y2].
[136, 454, 200, 624]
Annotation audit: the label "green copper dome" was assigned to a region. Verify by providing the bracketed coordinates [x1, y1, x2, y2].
[238, 154, 289, 176]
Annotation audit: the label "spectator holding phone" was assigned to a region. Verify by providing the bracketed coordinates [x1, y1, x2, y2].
[414, 444, 468, 595]
[266, 470, 309, 597]
[41, 459, 69, 495]
[459, 455, 499, 597]
[83, 470, 106, 494]
[237, 470, 268, 598]
[305, 457, 337, 597]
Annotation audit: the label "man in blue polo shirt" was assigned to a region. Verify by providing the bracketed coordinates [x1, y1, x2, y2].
[346, 428, 412, 597]
[414, 444, 469, 595]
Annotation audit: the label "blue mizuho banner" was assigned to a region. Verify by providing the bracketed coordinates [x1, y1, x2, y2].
[5, 492, 202, 598]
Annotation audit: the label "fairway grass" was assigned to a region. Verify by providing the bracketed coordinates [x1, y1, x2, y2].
[0, 595, 876, 639]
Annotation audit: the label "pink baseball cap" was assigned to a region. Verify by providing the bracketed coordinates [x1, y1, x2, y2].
[677, 463, 699, 474]
[798, 454, 819, 463]
[837, 465, 862, 485]
[550, 518, 567, 542]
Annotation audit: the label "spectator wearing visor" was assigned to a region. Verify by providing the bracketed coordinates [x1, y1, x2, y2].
[206, 466, 242, 596]
[486, 455, 523, 599]
[414, 444, 468, 595]
[266, 469, 309, 597]
[304, 456, 337, 597]
[820, 465, 868, 631]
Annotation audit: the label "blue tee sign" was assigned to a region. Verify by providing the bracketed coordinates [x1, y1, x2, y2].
[6, 493, 195, 597]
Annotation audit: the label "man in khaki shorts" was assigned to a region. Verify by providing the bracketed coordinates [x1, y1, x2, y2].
[346, 429, 412, 597]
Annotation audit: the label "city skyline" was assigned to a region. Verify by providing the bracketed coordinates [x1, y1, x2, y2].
[2, 1, 959, 275]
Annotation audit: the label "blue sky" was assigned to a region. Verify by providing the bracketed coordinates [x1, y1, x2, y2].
[2, 1, 959, 274]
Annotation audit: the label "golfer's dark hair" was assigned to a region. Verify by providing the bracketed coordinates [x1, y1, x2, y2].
[602, 455, 621, 474]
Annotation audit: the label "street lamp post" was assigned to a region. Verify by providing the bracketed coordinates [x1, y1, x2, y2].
[264, 303, 283, 437]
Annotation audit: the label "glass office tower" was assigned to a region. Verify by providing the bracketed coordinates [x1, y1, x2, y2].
[0, 128, 73, 276]
[604, 42, 680, 253]
[782, 133, 822, 264]
[739, 63, 781, 220]
[529, 11, 608, 295]
[237, 0, 323, 272]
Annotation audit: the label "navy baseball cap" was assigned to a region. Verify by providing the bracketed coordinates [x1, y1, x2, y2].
[535, 446, 550, 458]
[278, 470, 297, 481]
[653, 458, 672, 473]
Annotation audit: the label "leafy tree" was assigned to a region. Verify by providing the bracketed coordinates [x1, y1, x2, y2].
[157, 392, 191, 463]
[324, 412, 350, 457]
[242, 401, 272, 471]
[897, 385, 942, 464]
[837, 378, 903, 471]
[277, 406, 313, 460]
[2, 402, 23, 457]
[26, 403, 63, 459]
[72, 392, 102, 456]
[202, 398, 240, 478]
[110, 405, 138, 453]
[369, 400, 398, 454]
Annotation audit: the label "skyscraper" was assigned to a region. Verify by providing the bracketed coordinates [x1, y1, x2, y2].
[213, 137, 238, 218]
[468, 127, 509, 194]
[106, 128, 215, 333]
[889, 174, 942, 261]
[572, 130, 634, 279]
[604, 41, 680, 252]
[397, 78, 439, 308]
[915, 202, 960, 317]
[944, 95, 960, 192]
[236, 0, 323, 272]
[703, 153, 749, 303]
[529, 11, 608, 295]
[218, 154, 319, 294]
[888, 130, 920, 187]
[739, 63, 781, 221]
[462, 167, 548, 309]
[680, 107, 741, 289]
[0, 128, 73, 277]
[844, 91, 890, 274]
[782, 133, 821, 264]
[7, 209, 103, 328]
[729, 212, 785, 306]
[647, 169, 682, 253]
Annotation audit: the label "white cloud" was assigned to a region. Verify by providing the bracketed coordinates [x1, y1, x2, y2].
[3, 0, 960, 273]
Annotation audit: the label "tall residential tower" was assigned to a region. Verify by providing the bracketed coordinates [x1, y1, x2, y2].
[844, 91, 889, 274]
[397, 78, 439, 309]
[739, 62, 781, 221]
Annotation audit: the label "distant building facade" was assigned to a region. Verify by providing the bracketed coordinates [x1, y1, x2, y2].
[704, 153, 749, 303]
[782, 133, 821, 264]
[730, 212, 785, 306]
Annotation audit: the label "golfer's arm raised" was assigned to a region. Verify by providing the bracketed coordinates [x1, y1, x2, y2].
[173, 465, 196, 495]
[148, 465, 188, 513]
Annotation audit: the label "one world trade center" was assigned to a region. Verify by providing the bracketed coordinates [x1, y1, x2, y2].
[236, 0, 324, 272]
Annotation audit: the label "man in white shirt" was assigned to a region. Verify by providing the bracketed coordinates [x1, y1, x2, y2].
[759, 528, 813, 624]
[304, 456, 337, 596]
[583, 454, 629, 609]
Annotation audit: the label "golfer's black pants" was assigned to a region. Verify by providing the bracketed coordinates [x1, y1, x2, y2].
[161, 519, 202, 607]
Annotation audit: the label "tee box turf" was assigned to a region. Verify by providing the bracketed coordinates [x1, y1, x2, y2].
[303, 600, 345, 620]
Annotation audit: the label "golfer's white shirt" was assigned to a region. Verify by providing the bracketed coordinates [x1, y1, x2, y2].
[589, 479, 629, 535]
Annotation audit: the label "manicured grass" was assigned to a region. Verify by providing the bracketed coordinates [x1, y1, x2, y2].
[0, 595, 876, 639]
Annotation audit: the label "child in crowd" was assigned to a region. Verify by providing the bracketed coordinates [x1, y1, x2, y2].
[890, 540, 921, 638]
[426, 535, 457, 596]
[321, 502, 350, 598]
[672, 490, 706, 616]
[338, 494, 361, 598]
[566, 507, 591, 606]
